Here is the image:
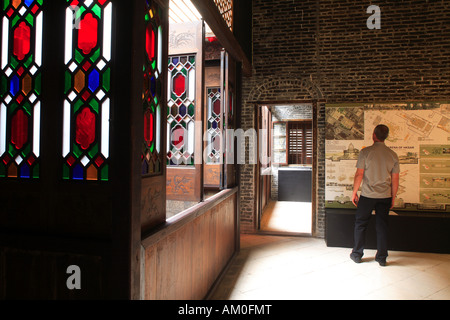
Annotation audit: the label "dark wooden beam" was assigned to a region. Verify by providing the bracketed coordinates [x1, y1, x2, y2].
[191, 0, 252, 77]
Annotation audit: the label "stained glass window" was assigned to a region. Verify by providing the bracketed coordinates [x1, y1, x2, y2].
[142, 0, 163, 176]
[206, 87, 222, 164]
[0, 0, 44, 179]
[63, 0, 112, 181]
[167, 55, 195, 166]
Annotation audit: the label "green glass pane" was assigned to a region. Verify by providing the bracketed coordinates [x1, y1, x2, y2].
[88, 144, 99, 159]
[76, 6, 85, 20]
[8, 144, 17, 158]
[89, 98, 99, 113]
[100, 165, 108, 181]
[92, 4, 101, 18]
[32, 164, 40, 179]
[23, 102, 32, 115]
[0, 76, 7, 95]
[63, 164, 70, 180]
[24, 55, 33, 68]
[37, 0, 43, 5]
[10, 57, 18, 69]
[25, 13, 34, 27]
[73, 145, 82, 158]
[102, 68, 110, 91]
[3, 1, 9, 11]
[34, 73, 41, 95]
[8, 102, 19, 115]
[90, 48, 100, 63]
[64, 71, 72, 94]
[22, 144, 31, 158]
[11, 15, 20, 28]
[73, 99, 83, 113]
[75, 50, 84, 64]
[188, 104, 195, 117]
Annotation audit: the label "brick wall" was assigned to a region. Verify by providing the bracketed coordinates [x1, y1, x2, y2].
[239, 0, 450, 236]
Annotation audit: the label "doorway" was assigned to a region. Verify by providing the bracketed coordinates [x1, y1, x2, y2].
[257, 104, 314, 235]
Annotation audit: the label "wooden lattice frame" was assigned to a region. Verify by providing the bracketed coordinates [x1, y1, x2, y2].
[213, 0, 233, 30]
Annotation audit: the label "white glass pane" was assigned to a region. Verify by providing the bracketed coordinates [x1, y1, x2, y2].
[101, 98, 110, 159]
[63, 100, 71, 157]
[157, 26, 162, 73]
[167, 125, 170, 152]
[188, 121, 195, 154]
[1, 17, 9, 69]
[33, 102, 41, 157]
[103, 3, 112, 61]
[64, 8, 73, 64]
[35, 12, 43, 67]
[188, 68, 195, 102]
[0, 104, 6, 156]
[156, 104, 161, 153]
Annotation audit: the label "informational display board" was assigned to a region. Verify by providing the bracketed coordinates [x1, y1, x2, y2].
[325, 103, 450, 212]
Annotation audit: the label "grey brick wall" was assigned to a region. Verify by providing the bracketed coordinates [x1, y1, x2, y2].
[239, 0, 450, 236]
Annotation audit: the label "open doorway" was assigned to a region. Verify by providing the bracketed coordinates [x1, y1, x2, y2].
[258, 104, 314, 235]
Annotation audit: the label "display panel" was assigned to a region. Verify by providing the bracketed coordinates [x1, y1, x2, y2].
[325, 103, 450, 212]
[62, 0, 112, 181]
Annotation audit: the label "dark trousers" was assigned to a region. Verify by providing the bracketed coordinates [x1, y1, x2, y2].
[351, 195, 391, 262]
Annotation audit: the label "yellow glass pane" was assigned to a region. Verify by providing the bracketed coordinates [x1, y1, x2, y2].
[86, 164, 97, 181]
[74, 70, 85, 93]
[8, 164, 18, 178]
[22, 74, 32, 96]
[12, 0, 21, 9]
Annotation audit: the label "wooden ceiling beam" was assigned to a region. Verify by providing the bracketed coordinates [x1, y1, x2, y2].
[190, 0, 252, 77]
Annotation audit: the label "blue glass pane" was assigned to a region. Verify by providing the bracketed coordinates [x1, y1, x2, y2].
[179, 105, 186, 117]
[10, 76, 20, 96]
[73, 164, 84, 180]
[88, 69, 100, 92]
[19, 164, 31, 178]
[24, 0, 34, 7]
[150, 76, 156, 97]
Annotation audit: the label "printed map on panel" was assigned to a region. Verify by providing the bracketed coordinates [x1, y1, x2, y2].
[325, 103, 450, 212]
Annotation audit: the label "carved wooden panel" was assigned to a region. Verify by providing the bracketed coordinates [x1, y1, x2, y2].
[204, 164, 221, 187]
[166, 167, 200, 201]
[141, 175, 166, 233]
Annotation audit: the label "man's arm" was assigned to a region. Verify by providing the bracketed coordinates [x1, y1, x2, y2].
[352, 168, 364, 206]
[391, 172, 400, 209]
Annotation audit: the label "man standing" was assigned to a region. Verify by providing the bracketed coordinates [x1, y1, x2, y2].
[350, 125, 400, 266]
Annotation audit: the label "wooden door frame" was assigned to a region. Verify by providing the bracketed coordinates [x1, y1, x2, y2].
[254, 101, 318, 236]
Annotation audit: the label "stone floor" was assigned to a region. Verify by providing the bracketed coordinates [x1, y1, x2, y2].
[208, 234, 450, 300]
[260, 201, 312, 234]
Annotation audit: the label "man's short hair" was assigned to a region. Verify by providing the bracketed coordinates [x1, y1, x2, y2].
[374, 124, 389, 141]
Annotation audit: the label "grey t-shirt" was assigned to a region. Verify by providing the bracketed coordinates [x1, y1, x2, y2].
[356, 142, 400, 199]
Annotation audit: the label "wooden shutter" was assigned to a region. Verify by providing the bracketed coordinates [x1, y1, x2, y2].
[288, 122, 312, 165]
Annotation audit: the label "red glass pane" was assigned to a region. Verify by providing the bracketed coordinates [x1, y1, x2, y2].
[173, 73, 186, 97]
[146, 26, 155, 61]
[76, 107, 96, 150]
[11, 109, 29, 150]
[78, 13, 98, 55]
[213, 99, 221, 116]
[172, 126, 184, 150]
[13, 22, 31, 61]
[144, 109, 154, 147]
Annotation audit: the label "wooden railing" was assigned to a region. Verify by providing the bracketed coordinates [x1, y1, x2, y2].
[141, 187, 239, 300]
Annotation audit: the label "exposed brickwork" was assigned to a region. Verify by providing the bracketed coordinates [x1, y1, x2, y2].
[239, 0, 450, 236]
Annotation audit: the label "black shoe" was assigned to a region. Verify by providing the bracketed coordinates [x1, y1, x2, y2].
[350, 254, 362, 264]
[376, 259, 387, 267]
